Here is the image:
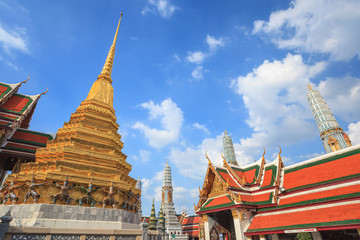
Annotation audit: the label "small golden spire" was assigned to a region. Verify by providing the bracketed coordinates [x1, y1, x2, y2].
[100, 12, 123, 80]
[307, 83, 312, 91]
[225, 130, 227, 135]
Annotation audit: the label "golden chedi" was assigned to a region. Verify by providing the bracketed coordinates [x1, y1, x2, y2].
[4, 13, 140, 211]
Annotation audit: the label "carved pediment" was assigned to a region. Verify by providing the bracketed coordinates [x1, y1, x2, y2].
[208, 176, 226, 198]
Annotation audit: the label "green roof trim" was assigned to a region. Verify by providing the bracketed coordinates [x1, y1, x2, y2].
[246, 219, 360, 233]
[216, 168, 242, 190]
[0, 93, 33, 114]
[0, 83, 12, 99]
[3, 145, 36, 153]
[285, 148, 360, 174]
[286, 173, 360, 192]
[0, 115, 18, 121]
[242, 192, 273, 206]
[16, 128, 54, 139]
[261, 165, 277, 189]
[231, 164, 260, 184]
[259, 192, 360, 212]
[200, 195, 235, 211]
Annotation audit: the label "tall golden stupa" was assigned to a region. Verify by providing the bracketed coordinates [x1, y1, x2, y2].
[4, 13, 140, 211]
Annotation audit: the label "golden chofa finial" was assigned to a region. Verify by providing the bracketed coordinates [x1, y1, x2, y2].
[307, 83, 312, 91]
[225, 130, 227, 135]
[100, 12, 123, 79]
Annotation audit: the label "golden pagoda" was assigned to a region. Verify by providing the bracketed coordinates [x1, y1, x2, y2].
[4, 13, 141, 211]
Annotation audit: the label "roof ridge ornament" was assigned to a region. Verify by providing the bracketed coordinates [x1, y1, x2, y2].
[40, 88, 48, 96]
[21, 75, 30, 84]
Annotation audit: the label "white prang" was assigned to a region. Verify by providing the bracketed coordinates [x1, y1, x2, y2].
[161, 161, 188, 240]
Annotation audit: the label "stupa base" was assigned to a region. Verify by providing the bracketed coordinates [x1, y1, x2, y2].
[0, 204, 140, 230]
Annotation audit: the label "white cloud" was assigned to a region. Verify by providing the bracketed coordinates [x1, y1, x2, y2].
[133, 98, 183, 148]
[206, 35, 224, 52]
[253, 0, 360, 61]
[142, 0, 177, 18]
[317, 76, 360, 122]
[0, 25, 28, 54]
[231, 54, 326, 156]
[348, 121, 360, 145]
[139, 149, 151, 163]
[169, 133, 255, 180]
[191, 66, 204, 80]
[192, 122, 210, 134]
[169, 135, 223, 179]
[186, 51, 207, 64]
[141, 170, 163, 196]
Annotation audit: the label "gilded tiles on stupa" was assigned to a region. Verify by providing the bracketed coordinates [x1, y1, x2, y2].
[3, 13, 141, 212]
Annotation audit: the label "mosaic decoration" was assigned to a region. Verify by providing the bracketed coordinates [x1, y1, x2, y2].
[51, 235, 81, 240]
[11, 235, 46, 240]
[85, 236, 110, 240]
[115, 235, 137, 240]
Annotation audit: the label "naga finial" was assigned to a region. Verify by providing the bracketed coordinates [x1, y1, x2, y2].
[22, 75, 30, 84]
[262, 146, 266, 158]
[205, 151, 211, 165]
[40, 88, 48, 96]
[278, 145, 282, 155]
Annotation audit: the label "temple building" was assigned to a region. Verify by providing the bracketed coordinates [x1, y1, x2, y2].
[194, 86, 360, 240]
[0, 79, 53, 184]
[161, 161, 188, 240]
[0, 13, 142, 236]
[307, 84, 352, 153]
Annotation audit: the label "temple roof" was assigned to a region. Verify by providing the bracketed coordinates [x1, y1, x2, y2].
[246, 200, 360, 235]
[0, 80, 52, 162]
[244, 144, 360, 235]
[182, 215, 200, 237]
[195, 150, 282, 213]
[196, 144, 360, 226]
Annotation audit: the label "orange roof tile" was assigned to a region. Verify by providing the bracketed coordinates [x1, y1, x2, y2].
[0, 93, 33, 114]
[283, 149, 360, 192]
[247, 201, 360, 234]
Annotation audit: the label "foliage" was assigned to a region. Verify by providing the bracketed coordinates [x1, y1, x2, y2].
[296, 232, 312, 240]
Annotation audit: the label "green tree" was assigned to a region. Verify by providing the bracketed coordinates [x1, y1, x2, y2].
[296, 232, 312, 240]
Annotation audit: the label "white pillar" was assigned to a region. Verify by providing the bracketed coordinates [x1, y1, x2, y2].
[357, 228, 360, 236]
[204, 221, 210, 240]
[259, 235, 266, 240]
[233, 218, 245, 240]
[311, 232, 323, 240]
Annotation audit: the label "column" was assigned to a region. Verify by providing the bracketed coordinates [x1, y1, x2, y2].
[203, 215, 210, 240]
[231, 209, 245, 240]
[311, 232, 323, 240]
[259, 235, 266, 240]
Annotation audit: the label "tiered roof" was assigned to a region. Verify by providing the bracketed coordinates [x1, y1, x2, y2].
[195, 144, 360, 236]
[196, 150, 282, 213]
[247, 145, 360, 235]
[0, 80, 53, 160]
[181, 215, 200, 237]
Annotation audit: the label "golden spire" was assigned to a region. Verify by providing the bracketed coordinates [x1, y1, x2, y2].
[85, 13, 123, 106]
[307, 83, 312, 91]
[99, 12, 123, 80]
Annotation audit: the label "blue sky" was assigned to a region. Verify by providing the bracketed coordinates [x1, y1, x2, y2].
[1, 0, 360, 215]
